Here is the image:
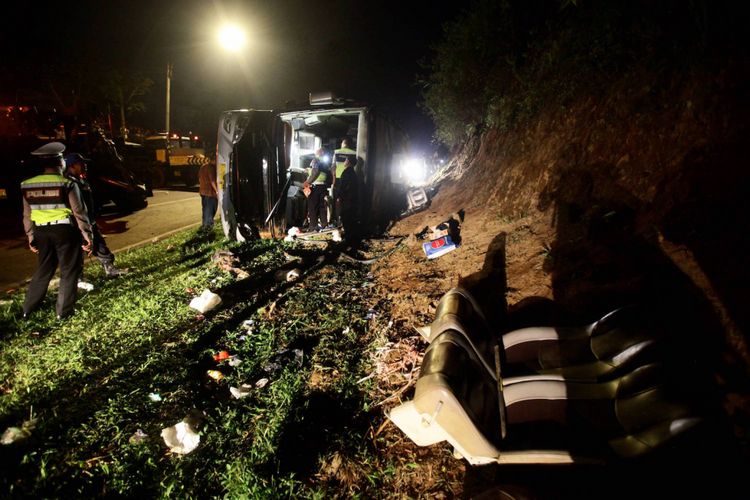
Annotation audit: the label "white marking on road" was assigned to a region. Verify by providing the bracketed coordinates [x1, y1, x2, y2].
[147, 197, 199, 208]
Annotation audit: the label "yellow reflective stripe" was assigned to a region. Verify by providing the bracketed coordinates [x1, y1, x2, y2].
[334, 148, 356, 178]
[31, 208, 72, 224]
[307, 167, 328, 184]
[21, 174, 70, 187]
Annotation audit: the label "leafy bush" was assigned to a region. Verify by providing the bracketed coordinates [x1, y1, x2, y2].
[421, 0, 749, 146]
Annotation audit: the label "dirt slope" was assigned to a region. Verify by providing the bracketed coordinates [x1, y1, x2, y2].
[369, 61, 750, 496]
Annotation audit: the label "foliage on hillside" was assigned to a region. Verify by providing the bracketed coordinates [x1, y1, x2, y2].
[421, 0, 748, 147]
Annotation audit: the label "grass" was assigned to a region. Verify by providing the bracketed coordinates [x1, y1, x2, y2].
[0, 227, 392, 498]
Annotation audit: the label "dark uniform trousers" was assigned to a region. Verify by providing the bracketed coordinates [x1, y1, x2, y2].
[307, 184, 329, 228]
[91, 224, 114, 265]
[23, 224, 83, 317]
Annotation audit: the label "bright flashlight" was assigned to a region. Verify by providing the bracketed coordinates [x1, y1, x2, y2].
[402, 157, 427, 185]
[218, 25, 247, 52]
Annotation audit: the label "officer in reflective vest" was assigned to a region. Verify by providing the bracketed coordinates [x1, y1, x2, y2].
[331, 138, 357, 226]
[302, 148, 330, 231]
[21, 142, 93, 320]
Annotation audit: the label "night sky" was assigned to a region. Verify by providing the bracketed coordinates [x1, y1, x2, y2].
[3, 0, 469, 152]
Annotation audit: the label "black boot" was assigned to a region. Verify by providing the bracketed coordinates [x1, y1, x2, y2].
[103, 262, 127, 278]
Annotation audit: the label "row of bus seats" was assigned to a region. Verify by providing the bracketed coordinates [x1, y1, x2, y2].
[388, 288, 706, 465]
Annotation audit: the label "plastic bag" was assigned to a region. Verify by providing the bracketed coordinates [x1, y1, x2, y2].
[189, 289, 222, 314]
[161, 421, 200, 454]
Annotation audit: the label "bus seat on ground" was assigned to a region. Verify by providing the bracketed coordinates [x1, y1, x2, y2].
[389, 327, 703, 465]
[417, 288, 665, 381]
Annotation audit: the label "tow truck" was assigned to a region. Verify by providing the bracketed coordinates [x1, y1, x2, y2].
[142, 132, 206, 187]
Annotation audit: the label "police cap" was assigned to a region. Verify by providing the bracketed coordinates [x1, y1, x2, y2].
[64, 153, 90, 165]
[31, 142, 66, 158]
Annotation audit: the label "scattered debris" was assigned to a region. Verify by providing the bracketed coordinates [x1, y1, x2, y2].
[211, 250, 250, 280]
[129, 429, 148, 445]
[255, 378, 269, 389]
[1, 413, 37, 445]
[332, 229, 343, 242]
[189, 289, 222, 314]
[406, 186, 429, 212]
[213, 351, 231, 362]
[161, 421, 200, 455]
[241, 319, 255, 332]
[228, 356, 242, 367]
[229, 383, 253, 399]
[148, 392, 162, 402]
[422, 235, 457, 259]
[284, 227, 302, 242]
[207, 370, 225, 381]
[274, 268, 302, 283]
[262, 348, 304, 375]
[286, 269, 301, 282]
[77, 281, 94, 291]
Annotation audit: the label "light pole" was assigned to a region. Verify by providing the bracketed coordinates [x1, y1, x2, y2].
[165, 62, 173, 164]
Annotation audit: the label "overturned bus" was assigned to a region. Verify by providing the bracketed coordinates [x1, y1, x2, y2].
[216, 92, 413, 241]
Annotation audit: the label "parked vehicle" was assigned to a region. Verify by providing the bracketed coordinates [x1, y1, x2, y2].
[1, 106, 147, 214]
[67, 130, 149, 213]
[216, 92, 412, 241]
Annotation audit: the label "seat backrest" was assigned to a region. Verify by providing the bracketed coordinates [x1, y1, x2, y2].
[418, 287, 500, 381]
[389, 329, 503, 465]
[502, 363, 704, 458]
[502, 305, 664, 381]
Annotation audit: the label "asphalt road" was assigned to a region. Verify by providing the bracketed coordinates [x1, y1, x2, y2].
[0, 189, 202, 292]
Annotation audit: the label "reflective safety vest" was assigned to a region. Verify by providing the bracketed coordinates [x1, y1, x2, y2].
[334, 147, 356, 179]
[20, 173, 74, 225]
[307, 158, 329, 184]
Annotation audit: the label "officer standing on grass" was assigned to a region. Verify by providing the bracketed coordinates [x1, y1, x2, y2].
[64, 152, 126, 278]
[21, 142, 93, 320]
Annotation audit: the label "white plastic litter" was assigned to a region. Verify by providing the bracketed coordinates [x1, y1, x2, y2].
[77, 281, 94, 291]
[286, 269, 301, 282]
[229, 383, 253, 399]
[148, 392, 162, 402]
[228, 356, 242, 367]
[1, 418, 36, 445]
[284, 226, 302, 242]
[189, 289, 222, 314]
[255, 378, 269, 389]
[161, 421, 200, 454]
[2, 427, 28, 445]
[332, 230, 343, 242]
[129, 429, 148, 445]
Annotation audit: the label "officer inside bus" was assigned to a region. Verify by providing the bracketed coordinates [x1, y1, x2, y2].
[331, 138, 357, 226]
[303, 148, 331, 231]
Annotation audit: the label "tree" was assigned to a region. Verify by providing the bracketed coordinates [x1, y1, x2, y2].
[100, 70, 153, 139]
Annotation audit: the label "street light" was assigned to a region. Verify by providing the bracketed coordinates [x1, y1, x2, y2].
[164, 24, 246, 163]
[218, 24, 247, 52]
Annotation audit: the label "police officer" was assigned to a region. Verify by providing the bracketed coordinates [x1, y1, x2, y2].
[331, 138, 357, 226]
[21, 142, 93, 320]
[336, 157, 362, 248]
[64, 152, 125, 278]
[302, 148, 330, 231]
